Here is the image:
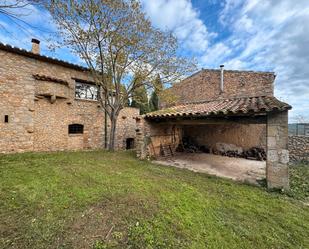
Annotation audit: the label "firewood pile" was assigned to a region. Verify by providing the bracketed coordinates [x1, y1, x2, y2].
[214, 146, 266, 161]
[176, 137, 210, 153]
[242, 147, 266, 161]
[214, 142, 267, 161]
[176, 138, 266, 161]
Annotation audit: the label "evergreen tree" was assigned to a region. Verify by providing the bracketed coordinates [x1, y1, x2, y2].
[149, 91, 159, 112]
[149, 74, 163, 112]
[131, 84, 149, 114]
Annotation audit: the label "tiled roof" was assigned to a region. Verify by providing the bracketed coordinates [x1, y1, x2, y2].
[0, 42, 88, 71]
[145, 96, 291, 119]
[33, 74, 69, 86]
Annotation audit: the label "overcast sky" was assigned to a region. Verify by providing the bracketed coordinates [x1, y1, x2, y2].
[0, 0, 308, 122]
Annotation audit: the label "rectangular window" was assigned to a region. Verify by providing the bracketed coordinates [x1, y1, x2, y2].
[75, 81, 98, 100]
[68, 124, 84, 134]
[4, 115, 8, 123]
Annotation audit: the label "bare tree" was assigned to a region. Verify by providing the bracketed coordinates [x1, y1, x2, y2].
[0, 1, 29, 13]
[0, 0, 41, 33]
[0, 1, 43, 19]
[46, 0, 196, 150]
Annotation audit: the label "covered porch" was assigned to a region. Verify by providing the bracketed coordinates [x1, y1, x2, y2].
[136, 96, 291, 189]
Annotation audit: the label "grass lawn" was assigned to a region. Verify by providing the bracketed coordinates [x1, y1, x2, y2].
[289, 162, 309, 201]
[0, 151, 308, 249]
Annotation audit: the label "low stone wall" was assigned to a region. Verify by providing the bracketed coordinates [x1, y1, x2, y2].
[288, 135, 309, 162]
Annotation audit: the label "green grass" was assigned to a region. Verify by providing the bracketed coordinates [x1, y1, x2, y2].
[0, 151, 308, 249]
[288, 161, 309, 201]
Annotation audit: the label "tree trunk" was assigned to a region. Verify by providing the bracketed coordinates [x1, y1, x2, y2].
[108, 111, 119, 151]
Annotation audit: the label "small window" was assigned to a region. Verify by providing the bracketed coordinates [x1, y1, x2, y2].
[68, 124, 84, 134]
[4, 115, 9, 123]
[75, 81, 98, 100]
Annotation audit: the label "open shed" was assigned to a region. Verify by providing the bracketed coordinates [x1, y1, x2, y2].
[136, 95, 291, 189]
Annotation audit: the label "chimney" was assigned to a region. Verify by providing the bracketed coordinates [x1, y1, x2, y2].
[220, 64, 224, 93]
[31, 38, 40, 54]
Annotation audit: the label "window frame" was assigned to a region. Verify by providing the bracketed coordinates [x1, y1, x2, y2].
[68, 124, 84, 134]
[74, 80, 99, 101]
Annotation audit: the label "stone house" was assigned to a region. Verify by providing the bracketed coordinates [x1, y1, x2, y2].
[136, 66, 292, 190]
[0, 39, 138, 153]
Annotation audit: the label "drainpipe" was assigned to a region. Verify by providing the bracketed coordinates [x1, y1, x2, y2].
[220, 64, 224, 93]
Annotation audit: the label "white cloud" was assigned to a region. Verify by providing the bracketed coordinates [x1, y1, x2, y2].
[201, 42, 232, 66]
[141, 0, 213, 53]
[203, 0, 309, 121]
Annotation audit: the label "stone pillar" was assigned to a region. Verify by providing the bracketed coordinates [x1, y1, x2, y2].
[266, 111, 289, 190]
[135, 118, 150, 159]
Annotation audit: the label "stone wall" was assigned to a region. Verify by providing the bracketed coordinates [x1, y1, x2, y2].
[136, 119, 182, 159]
[183, 124, 266, 151]
[115, 108, 140, 150]
[0, 49, 137, 153]
[163, 69, 274, 107]
[288, 135, 309, 162]
[0, 50, 36, 153]
[33, 97, 105, 152]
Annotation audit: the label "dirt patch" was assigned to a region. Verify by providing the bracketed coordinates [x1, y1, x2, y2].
[155, 153, 266, 185]
[54, 194, 159, 249]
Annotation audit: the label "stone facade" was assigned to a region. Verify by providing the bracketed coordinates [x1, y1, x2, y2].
[115, 108, 140, 149]
[0, 44, 138, 153]
[288, 135, 309, 162]
[163, 69, 274, 106]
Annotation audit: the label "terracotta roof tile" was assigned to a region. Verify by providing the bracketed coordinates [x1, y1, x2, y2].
[145, 96, 291, 119]
[33, 74, 69, 86]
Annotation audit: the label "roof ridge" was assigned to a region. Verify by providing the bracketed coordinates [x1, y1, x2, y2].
[202, 68, 275, 74]
[184, 68, 275, 81]
[180, 95, 270, 106]
[0, 42, 88, 71]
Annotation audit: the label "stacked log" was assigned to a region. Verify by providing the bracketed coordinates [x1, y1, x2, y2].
[176, 137, 209, 153]
[221, 150, 243, 158]
[176, 138, 266, 161]
[243, 147, 266, 161]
